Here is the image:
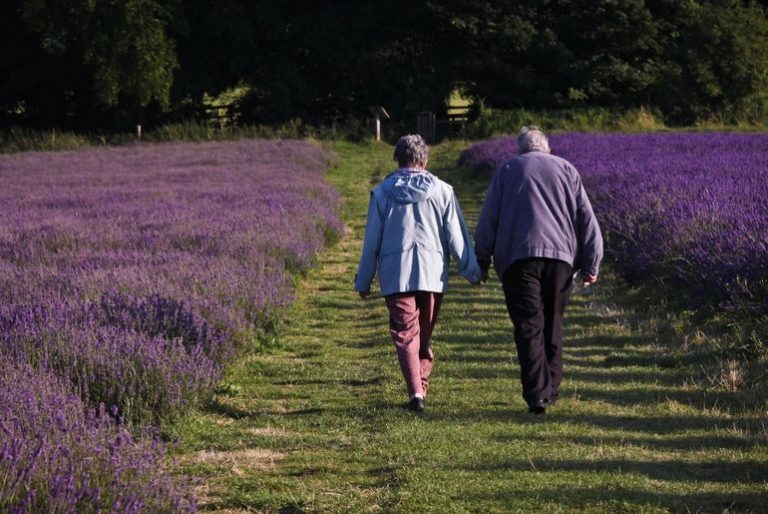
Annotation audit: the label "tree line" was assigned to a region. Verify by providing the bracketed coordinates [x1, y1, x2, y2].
[2, 0, 767, 131]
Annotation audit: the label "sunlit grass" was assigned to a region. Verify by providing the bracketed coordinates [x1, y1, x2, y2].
[170, 140, 768, 513]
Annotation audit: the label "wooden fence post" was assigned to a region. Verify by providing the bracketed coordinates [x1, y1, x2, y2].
[417, 111, 436, 143]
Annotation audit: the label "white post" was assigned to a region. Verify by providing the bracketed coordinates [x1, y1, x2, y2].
[136, 124, 142, 139]
[375, 117, 381, 141]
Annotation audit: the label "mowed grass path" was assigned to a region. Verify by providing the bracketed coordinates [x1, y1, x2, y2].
[172, 141, 768, 513]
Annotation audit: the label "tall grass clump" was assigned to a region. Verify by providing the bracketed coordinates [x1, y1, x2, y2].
[145, 118, 373, 143]
[464, 104, 667, 138]
[0, 128, 89, 153]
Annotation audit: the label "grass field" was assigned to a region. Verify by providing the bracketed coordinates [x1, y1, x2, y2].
[170, 140, 768, 513]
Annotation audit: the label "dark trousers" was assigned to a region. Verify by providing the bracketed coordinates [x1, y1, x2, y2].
[502, 258, 573, 406]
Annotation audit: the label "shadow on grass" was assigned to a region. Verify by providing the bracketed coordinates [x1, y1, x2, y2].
[272, 377, 384, 387]
[461, 486, 767, 513]
[206, 397, 254, 420]
[199, 498, 309, 514]
[510, 431, 766, 452]
[438, 332, 513, 346]
[554, 411, 765, 435]
[565, 313, 623, 327]
[442, 365, 518, 380]
[458, 457, 768, 484]
[425, 407, 761, 436]
[569, 385, 744, 412]
[440, 351, 514, 364]
[565, 368, 687, 386]
[567, 349, 691, 371]
[284, 408, 326, 416]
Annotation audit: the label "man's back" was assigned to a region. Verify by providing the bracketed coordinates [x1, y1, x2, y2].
[500, 151, 581, 261]
[474, 150, 602, 278]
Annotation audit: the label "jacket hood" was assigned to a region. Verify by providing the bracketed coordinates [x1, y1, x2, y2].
[381, 169, 438, 204]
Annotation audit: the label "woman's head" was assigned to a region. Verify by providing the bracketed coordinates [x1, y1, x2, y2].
[394, 134, 429, 168]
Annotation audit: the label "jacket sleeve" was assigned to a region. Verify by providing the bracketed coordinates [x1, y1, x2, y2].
[354, 191, 384, 292]
[444, 190, 481, 283]
[574, 176, 604, 276]
[474, 168, 503, 274]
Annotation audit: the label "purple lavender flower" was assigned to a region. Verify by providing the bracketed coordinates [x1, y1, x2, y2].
[0, 357, 195, 512]
[460, 132, 768, 313]
[0, 138, 342, 510]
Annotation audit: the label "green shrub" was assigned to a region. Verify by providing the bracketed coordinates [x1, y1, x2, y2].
[0, 128, 89, 153]
[464, 103, 667, 138]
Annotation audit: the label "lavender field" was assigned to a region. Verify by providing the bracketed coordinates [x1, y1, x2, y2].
[0, 139, 341, 512]
[459, 132, 768, 316]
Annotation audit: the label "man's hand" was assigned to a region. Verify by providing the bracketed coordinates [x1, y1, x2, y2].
[359, 290, 371, 299]
[581, 274, 597, 288]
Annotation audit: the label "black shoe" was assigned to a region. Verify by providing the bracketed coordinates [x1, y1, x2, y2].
[407, 397, 425, 413]
[528, 400, 547, 414]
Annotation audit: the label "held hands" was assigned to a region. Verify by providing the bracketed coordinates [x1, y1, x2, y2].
[475, 260, 492, 285]
[468, 268, 488, 285]
[581, 274, 598, 288]
[469, 269, 489, 285]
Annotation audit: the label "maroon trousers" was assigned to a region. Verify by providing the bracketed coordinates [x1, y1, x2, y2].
[384, 292, 444, 397]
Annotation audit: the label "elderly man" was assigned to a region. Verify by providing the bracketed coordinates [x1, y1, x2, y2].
[475, 126, 603, 414]
[355, 134, 481, 413]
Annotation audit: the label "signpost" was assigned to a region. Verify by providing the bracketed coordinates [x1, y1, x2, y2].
[368, 106, 389, 141]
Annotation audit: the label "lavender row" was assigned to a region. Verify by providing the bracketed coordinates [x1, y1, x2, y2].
[459, 132, 768, 314]
[0, 139, 340, 421]
[0, 356, 194, 513]
[0, 139, 341, 511]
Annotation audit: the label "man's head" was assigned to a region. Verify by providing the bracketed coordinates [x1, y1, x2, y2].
[394, 134, 429, 168]
[518, 126, 551, 154]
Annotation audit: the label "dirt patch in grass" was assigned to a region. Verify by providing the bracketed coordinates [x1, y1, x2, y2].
[193, 483, 253, 514]
[182, 448, 284, 472]
[247, 427, 291, 437]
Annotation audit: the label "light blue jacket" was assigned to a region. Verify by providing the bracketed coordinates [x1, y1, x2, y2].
[355, 168, 481, 296]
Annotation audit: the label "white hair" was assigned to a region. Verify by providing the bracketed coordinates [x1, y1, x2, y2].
[393, 134, 429, 167]
[518, 126, 550, 154]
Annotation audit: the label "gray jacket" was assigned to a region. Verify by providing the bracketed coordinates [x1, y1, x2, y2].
[474, 151, 603, 277]
[355, 169, 481, 296]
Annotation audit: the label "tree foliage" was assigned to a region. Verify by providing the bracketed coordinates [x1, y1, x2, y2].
[1, 0, 767, 129]
[1, 0, 177, 128]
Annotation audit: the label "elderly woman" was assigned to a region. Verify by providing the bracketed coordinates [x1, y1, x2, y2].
[355, 134, 481, 413]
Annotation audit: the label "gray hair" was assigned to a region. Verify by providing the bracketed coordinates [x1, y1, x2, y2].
[518, 126, 551, 154]
[393, 134, 429, 167]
